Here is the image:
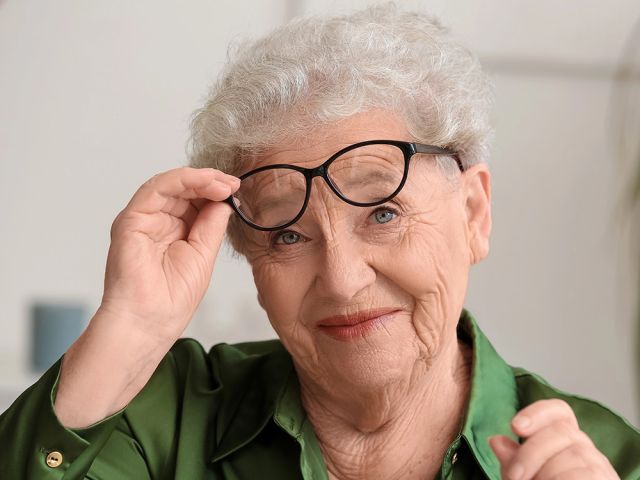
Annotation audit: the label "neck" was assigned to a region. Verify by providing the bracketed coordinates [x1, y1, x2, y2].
[298, 337, 472, 480]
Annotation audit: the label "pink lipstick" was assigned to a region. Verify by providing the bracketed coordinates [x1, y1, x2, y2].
[316, 308, 400, 341]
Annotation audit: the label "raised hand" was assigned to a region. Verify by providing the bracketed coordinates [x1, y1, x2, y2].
[489, 399, 619, 479]
[100, 167, 240, 343]
[54, 166, 240, 428]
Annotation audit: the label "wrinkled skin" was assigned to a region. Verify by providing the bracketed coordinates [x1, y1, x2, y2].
[236, 110, 617, 480]
[243, 110, 490, 387]
[237, 109, 491, 479]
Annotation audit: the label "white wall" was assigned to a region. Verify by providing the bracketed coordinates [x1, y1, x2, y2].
[1, 0, 639, 427]
[0, 0, 285, 403]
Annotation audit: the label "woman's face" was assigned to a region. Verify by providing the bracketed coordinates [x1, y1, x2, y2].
[242, 109, 492, 392]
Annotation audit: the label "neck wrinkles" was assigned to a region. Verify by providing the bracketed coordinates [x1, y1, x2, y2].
[297, 336, 473, 480]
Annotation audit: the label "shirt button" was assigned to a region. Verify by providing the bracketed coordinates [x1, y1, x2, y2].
[46, 451, 63, 468]
[451, 451, 458, 465]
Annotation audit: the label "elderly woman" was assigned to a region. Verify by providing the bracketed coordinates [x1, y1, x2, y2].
[1, 5, 639, 480]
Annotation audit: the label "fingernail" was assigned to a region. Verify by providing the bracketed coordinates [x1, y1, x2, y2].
[512, 415, 530, 430]
[508, 463, 524, 480]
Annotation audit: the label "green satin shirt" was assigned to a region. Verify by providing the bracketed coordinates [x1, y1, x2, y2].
[1, 309, 639, 479]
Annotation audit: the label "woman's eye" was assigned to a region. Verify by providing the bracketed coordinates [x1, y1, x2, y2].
[371, 208, 397, 224]
[273, 231, 301, 245]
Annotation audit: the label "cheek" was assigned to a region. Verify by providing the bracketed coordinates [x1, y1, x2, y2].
[387, 218, 466, 359]
[386, 171, 469, 290]
[374, 203, 471, 335]
[250, 256, 312, 338]
[387, 210, 466, 286]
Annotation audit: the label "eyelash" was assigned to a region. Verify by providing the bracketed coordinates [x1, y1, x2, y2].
[270, 230, 301, 246]
[269, 205, 401, 247]
[370, 205, 399, 224]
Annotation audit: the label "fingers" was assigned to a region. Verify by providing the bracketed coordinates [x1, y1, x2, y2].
[490, 400, 619, 480]
[112, 167, 240, 242]
[159, 195, 199, 220]
[126, 167, 240, 215]
[488, 435, 519, 466]
[546, 468, 608, 480]
[501, 424, 590, 479]
[535, 443, 614, 480]
[511, 399, 579, 438]
[187, 200, 234, 265]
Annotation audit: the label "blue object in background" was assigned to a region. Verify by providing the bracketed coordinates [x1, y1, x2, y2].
[30, 302, 86, 372]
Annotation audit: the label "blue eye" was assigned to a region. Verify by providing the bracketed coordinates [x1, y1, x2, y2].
[273, 231, 301, 245]
[372, 208, 397, 224]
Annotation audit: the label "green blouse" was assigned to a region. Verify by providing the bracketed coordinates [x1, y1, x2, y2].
[1, 309, 639, 479]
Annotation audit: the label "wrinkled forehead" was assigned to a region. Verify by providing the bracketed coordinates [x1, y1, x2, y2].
[240, 109, 413, 172]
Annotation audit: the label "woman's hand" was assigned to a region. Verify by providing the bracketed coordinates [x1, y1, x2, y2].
[489, 399, 619, 479]
[99, 166, 240, 344]
[54, 167, 239, 428]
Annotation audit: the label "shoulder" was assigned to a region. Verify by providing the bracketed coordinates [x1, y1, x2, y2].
[150, 336, 292, 394]
[126, 336, 292, 416]
[512, 366, 640, 478]
[118, 337, 292, 471]
[168, 337, 289, 370]
[171, 337, 292, 380]
[512, 366, 639, 436]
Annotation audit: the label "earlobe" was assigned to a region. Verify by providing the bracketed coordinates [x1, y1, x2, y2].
[463, 164, 492, 264]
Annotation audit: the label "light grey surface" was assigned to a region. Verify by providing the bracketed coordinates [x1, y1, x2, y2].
[1, 0, 638, 425]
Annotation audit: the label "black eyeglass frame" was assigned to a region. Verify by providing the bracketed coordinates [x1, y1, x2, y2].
[224, 139, 462, 231]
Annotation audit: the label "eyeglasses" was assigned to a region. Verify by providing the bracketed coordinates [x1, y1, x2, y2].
[224, 139, 461, 231]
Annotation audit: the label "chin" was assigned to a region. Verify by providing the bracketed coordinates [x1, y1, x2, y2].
[312, 318, 424, 391]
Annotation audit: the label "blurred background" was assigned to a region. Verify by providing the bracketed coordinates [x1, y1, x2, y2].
[1, 0, 639, 426]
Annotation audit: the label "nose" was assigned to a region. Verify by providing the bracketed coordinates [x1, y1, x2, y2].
[312, 235, 377, 303]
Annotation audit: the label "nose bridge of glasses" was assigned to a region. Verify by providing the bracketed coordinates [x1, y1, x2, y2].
[307, 163, 328, 180]
[302, 162, 353, 209]
[307, 163, 341, 195]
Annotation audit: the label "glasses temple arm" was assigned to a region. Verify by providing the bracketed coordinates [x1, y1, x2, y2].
[414, 144, 465, 172]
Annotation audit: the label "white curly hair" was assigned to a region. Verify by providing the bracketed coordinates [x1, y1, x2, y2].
[188, 3, 494, 249]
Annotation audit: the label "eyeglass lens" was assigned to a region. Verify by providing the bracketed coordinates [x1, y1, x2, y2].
[232, 143, 406, 229]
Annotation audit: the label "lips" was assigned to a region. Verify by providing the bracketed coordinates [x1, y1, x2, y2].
[316, 308, 400, 340]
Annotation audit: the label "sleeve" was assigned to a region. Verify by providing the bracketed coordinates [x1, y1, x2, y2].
[0, 357, 156, 480]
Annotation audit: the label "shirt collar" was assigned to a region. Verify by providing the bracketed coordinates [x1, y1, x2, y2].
[209, 308, 520, 480]
[458, 308, 520, 479]
[273, 372, 329, 480]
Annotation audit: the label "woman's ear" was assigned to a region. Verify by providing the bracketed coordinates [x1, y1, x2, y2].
[462, 163, 492, 264]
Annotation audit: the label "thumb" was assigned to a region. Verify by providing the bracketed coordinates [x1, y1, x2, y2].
[488, 435, 519, 471]
[188, 200, 233, 265]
